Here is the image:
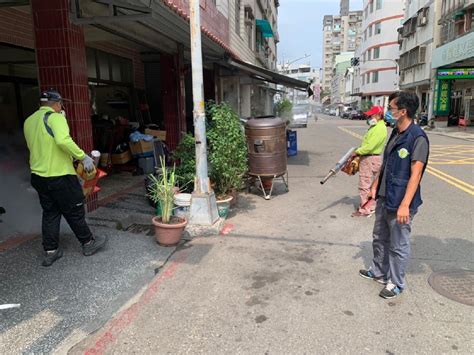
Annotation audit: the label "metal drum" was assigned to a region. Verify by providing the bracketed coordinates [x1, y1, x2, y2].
[245, 116, 289, 199]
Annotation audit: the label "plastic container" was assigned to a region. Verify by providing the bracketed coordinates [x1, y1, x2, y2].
[173, 193, 192, 218]
[287, 130, 297, 156]
[138, 157, 155, 174]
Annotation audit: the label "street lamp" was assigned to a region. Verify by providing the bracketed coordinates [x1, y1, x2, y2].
[281, 54, 311, 71]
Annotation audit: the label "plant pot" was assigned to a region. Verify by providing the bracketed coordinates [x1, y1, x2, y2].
[151, 216, 187, 247]
[229, 190, 238, 207]
[216, 196, 233, 219]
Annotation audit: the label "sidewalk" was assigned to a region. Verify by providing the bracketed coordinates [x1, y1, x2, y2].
[424, 125, 474, 142]
[68, 119, 473, 354]
[0, 174, 179, 354]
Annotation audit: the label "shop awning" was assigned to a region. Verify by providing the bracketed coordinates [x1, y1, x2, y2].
[256, 19, 274, 38]
[225, 58, 309, 90]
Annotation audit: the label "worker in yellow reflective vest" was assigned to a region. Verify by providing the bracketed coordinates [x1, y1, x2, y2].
[24, 89, 107, 266]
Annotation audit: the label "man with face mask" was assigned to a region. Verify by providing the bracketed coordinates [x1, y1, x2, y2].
[351, 105, 387, 217]
[24, 89, 107, 267]
[359, 91, 429, 299]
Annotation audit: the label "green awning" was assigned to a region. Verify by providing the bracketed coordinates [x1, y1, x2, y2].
[256, 19, 274, 38]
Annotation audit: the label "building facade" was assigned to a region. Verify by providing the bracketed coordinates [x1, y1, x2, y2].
[358, 0, 404, 107]
[399, 0, 436, 113]
[331, 52, 354, 112]
[322, 0, 363, 98]
[430, 0, 474, 125]
[279, 64, 321, 104]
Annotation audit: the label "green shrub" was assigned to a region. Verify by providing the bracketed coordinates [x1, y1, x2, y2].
[275, 98, 293, 123]
[173, 133, 196, 193]
[206, 101, 248, 198]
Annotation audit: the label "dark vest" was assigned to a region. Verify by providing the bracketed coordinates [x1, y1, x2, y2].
[377, 122, 429, 213]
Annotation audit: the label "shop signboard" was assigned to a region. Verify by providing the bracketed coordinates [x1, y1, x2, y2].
[433, 80, 451, 115]
[432, 32, 474, 69]
[437, 68, 474, 80]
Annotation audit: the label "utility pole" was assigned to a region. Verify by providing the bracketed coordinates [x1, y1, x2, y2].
[188, 0, 218, 225]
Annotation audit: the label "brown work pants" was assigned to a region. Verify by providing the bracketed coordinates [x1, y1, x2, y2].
[358, 155, 382, 214]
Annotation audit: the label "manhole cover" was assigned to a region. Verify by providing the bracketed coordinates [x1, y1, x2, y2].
[428, 270, 474, 306]
[124, 223, 153, 236]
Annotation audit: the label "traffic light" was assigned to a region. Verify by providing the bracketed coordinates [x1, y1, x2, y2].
[351, 57, 360, 66]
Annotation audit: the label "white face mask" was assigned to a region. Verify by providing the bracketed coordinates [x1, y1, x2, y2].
[367, 118, 377, 126]
[60, 110, 66, 117]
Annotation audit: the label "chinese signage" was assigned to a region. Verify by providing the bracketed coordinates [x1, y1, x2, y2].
[437, 68, 474, 80]
[433, 80, 451, 115]
[432, 31, 474, 69]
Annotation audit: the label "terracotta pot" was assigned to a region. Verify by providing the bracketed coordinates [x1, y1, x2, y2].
[151, 216, 187, 247]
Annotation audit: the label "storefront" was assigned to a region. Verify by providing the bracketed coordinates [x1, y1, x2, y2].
[432, 31, 474, 126]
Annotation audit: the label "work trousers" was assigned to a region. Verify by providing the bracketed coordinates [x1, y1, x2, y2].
[358, 155, 382, 214]
[31, 174, 93, 251]
[370, 198, 414, 289]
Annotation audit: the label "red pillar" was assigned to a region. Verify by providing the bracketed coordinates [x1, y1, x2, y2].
[161, 53, 180, 150]
[31, 0, 97, 210]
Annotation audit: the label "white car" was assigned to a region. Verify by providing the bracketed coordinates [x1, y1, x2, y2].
[289, 104, 311, 128]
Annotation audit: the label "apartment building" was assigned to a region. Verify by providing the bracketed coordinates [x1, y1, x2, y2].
[225, 0, 282, 117]
[331, 52, 354, 113]
[431, 0, 474, 125]
[322, 0, 363, 97]
[358, 0, 404, 107]
[399, 0, 436, 112]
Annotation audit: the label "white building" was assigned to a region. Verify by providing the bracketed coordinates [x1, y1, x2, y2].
[399, 0, 436, 112]
[358, 0, 404, 107]
[322, 0, 363, 96]
[279, 64, 321, 104]
[331, 52, 353, 111]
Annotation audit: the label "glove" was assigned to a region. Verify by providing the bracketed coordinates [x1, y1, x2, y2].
[81, 155, 95, 173]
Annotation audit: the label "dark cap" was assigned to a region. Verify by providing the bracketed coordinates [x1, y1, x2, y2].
[40, 89, 69, 103]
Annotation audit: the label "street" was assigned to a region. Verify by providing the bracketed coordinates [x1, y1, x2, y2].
[62, 116, 472, 354]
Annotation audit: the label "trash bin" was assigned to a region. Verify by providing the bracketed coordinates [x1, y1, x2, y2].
[287, 130, 297, 156]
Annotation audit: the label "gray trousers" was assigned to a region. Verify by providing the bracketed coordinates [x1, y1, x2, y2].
[370, 198, 414, 289]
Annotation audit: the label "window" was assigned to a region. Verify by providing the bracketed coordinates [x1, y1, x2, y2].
[373, 47, 380, 59]
[367, 49, 371, 60]
[364, 29, 367, 40]
[372, 71, 379, 83]
[376, 0, 382, 10]
[235, 0, 241, 35]
[370, 1, 374, 13]
[369, 25, 373, 37]
[375, 22, 381, 34]
[362, 74, 365, 85]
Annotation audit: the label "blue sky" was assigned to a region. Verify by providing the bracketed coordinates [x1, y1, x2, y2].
[278, 0, 364, 68]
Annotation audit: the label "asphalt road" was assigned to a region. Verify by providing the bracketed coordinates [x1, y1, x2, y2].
[69, 116, 473, 354]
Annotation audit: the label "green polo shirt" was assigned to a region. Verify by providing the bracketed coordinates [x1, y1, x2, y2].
[24, 106, 86, 177]
[355, 120, 387, 156]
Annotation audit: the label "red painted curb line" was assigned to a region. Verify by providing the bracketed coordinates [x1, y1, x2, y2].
[83, 250, 189, 355]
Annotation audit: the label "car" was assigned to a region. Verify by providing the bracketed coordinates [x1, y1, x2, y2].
[350, 110, 366, 120]
[341, 110, 351, 119]
[329, 109, 337, 116]
[289, 104, 311, 128]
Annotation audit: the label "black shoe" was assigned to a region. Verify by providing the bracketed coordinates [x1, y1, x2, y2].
[82, 235, 107, 256]
[359, 269, 387, 284]
[379, 282, 403, 299]
[42, 248, 63, 267]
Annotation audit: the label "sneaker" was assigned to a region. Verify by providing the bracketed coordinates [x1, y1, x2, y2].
[351, 211, 371, 217]
[379, 282, 403, 299]
[42, 248, 63, 267]
[82, 235, 108, 256]
[359, 269, 387, 284]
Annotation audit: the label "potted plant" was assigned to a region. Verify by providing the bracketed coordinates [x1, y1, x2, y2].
[206, 102, 248, 215]
[172, 133, 196, 193]
[147, 157, 187, 246]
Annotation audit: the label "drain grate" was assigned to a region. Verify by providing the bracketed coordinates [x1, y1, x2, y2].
[428, 270, 474, 306]
[124, 223, 153, 236]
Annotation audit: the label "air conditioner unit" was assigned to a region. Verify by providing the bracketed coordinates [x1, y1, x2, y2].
[419, 16, 427, 26]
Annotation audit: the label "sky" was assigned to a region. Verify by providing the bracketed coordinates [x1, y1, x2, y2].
[277, 0, 364, 68]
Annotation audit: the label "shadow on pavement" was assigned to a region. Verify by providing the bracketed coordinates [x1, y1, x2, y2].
[353, 234, 474, 273]
[288, 151, 310, 166]
[319, 195, 359, 212]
